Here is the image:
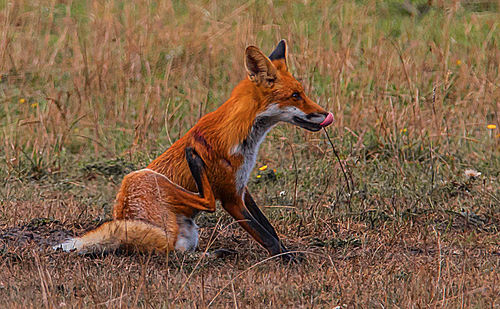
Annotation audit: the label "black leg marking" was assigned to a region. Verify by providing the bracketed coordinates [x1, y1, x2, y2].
[185, 147, 206, 197]
[242, 208, 284, 255]
[243, 189, 281, 242]
[243, 189, 296, 259]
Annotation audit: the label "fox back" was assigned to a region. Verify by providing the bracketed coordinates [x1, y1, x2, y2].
[148, 40, 333, 200]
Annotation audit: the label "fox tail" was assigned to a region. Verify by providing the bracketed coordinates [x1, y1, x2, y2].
[53, 220, 172, 254]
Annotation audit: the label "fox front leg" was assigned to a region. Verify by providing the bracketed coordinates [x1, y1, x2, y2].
[242, 189, 301, 261]
[221, 192, 296, 261]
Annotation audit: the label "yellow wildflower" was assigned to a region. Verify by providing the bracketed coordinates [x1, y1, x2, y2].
[19, 98, 26, 104]
[256, 175, 262, 179]
[456, 60, 461, 66]
[400, 128, 407, 133]
[487, 124, 496, 130]
[258, 165, 268, 171]
[31, 102, 38, 108]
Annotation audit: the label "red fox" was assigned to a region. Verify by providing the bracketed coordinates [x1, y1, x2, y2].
[54, 40, 333, 258]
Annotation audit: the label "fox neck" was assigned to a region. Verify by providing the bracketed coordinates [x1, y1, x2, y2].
[201, 80, 279, 194]
[232, 108, 279, 193]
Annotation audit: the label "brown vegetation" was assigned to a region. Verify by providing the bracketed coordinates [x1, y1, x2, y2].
[0, 0, 498, 307]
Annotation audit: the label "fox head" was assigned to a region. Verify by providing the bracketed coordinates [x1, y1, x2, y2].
[244, 40, 333, 132]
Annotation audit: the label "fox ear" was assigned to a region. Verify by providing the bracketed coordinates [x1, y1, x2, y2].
[245, 46, 277, 87]
[268, 39, 287, 71]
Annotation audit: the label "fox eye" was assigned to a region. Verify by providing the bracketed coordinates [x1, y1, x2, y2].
[291, 92, 302, 100]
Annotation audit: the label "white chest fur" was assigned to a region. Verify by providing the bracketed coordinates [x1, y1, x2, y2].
[232, 105, 282, 194]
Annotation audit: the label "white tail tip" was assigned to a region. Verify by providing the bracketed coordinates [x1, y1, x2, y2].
[53, 238, 83, 252]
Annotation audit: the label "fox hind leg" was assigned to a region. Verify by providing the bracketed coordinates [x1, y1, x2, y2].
[185, 147, 207, 198]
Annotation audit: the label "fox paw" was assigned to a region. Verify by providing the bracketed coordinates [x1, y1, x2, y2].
[279, 251, 304, 263]
[203, 248, 238, 259]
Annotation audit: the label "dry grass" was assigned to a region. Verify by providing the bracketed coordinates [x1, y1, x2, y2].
[1, 0, 499, 307]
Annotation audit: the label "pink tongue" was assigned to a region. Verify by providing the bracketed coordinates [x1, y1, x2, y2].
[320, 113, 334, 127]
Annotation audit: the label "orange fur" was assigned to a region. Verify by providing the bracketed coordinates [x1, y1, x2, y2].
[54, 40, 332, 257]
[58, 220, 173, 254]
[54, 148, 215, 254]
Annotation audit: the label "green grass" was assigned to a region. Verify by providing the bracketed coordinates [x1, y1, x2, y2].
[0, 0, 499, 307]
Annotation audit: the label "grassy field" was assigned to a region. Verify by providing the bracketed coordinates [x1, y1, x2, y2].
[1, 0, 499, 307]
